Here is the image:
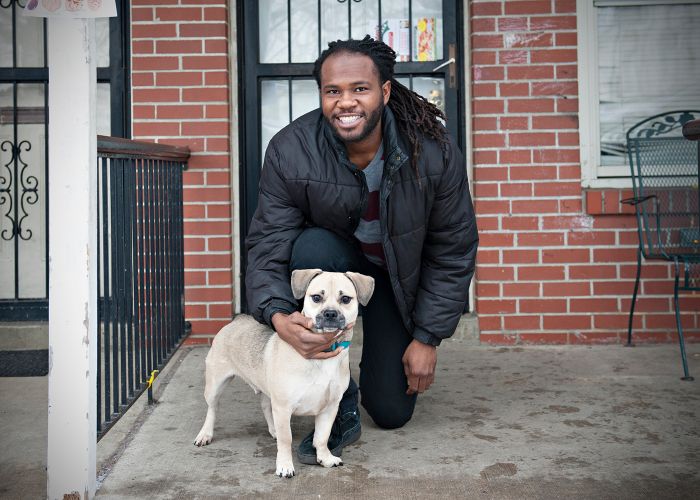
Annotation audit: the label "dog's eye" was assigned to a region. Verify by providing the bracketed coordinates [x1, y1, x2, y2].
[340, 296, 352, 304]
[311, 294, 322, 303]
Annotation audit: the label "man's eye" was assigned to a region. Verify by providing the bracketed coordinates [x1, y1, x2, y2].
[355, 87, 367, 92]
[326, 89, 338, 95]
[340, 296, 352, 304]
[311, 295, 322, 303]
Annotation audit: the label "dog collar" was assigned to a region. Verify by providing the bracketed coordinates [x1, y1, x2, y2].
[323, 340, 351, 353]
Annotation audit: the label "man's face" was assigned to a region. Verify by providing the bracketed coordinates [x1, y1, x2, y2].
[319, 52, 391, 144]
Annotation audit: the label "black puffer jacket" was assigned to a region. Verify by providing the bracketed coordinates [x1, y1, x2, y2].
[245, 107, 478, 346]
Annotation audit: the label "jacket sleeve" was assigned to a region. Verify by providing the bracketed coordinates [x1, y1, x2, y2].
[245, 140, 305, 326]
[411, 137, 479, 346]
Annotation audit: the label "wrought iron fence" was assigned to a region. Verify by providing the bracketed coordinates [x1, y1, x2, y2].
[97, 136, 190, 438]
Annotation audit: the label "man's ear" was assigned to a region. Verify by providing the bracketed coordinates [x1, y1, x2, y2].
[382, 79, 391, 105]
[344, 272, 375, 306]
[290, 269, 323, 299]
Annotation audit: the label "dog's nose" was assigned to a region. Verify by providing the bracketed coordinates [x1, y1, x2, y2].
[323, 309, 338, 321]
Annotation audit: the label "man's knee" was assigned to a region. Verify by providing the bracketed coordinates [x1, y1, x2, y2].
[290, 227, 359, 272]
[361, 394, 416, 430]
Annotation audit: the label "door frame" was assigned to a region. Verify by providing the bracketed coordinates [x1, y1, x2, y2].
[235, 0, 467, 313]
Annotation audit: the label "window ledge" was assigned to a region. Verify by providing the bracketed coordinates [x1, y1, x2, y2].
[581, 177, 633, 189]
[584, 188, 637, 216]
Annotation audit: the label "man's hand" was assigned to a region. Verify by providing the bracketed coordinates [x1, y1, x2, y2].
[271, 312, 344, 359]
[402, 339, 437, 395]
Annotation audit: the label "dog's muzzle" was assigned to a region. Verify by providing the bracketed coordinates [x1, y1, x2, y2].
[314, 308, 346, 332]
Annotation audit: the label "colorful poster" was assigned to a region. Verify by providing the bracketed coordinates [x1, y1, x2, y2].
[377, 19, 410, 62]
[23, 0, 117, 18]
[415, 17, 437, 62]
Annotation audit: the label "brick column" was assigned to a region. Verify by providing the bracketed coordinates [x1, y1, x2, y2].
[132, 0, 233, 341]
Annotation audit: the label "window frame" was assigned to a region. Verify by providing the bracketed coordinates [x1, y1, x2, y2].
[97, 0, 131, 139]
[577, 0, 700, 188]
[577, 0, 629, 188]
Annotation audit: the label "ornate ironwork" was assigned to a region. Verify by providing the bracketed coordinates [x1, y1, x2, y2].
[633, 111, 698, 139]
[0, 139, 38, 241]
[0, 141, 14, 240]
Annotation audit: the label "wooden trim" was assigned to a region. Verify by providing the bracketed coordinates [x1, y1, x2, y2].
[97, 135, 190, 162]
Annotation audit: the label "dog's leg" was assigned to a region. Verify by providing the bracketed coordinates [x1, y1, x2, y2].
[194, 364, 234, 447]
[260, 394, 276, 439]
[271, 404, 295, 478]
[313, 405, 344, 467]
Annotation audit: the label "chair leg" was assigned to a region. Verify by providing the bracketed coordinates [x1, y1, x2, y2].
[673, 259, 694, 381]
[626, 247, 642, 347]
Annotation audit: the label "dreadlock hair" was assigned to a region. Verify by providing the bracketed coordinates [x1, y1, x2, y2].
[312, 35, 448, 179]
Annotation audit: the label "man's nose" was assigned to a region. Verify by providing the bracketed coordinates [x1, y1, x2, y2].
[337, 91, 356, 107]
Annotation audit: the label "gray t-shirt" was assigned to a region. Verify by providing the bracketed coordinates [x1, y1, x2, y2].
[353, 145, 385, 267]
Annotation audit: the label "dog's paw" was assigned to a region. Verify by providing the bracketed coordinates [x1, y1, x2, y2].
[193, 431, 212, 447]
[317, 453, 343, 468]
[275, 462, 295, 478]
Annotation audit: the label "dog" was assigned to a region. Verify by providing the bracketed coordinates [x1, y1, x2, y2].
[193, 269, 374, 477]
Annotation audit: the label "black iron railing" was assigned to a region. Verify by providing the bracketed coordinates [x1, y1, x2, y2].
[97, 136, 190, 438]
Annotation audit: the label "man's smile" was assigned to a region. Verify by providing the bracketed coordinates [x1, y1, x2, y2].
[336, 114, 364, 127]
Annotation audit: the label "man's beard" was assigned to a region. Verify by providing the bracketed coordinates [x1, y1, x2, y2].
[330, 100, 384, 144]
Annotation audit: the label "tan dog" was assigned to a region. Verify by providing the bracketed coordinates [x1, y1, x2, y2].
[193, 269, 374, 477]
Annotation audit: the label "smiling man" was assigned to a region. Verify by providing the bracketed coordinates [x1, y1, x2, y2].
[245, 36, 478, 465]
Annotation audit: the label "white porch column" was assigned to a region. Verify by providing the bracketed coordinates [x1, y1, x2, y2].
[47, 18, 97, 500]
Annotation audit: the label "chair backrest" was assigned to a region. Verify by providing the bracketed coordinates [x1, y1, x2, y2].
[626, 111, 700, 259]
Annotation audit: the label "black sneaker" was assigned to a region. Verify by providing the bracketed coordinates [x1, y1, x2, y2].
[296, 409, 361, 465]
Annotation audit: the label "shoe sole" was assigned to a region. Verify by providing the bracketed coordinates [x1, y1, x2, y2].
[296, 428, 361, 465]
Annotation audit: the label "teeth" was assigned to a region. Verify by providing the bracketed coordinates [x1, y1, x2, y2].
[339, 115, 360, 124]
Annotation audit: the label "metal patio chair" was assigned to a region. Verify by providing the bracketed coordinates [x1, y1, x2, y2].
[621, 110, 700, 381]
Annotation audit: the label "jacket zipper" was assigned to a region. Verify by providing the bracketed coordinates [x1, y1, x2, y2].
[339, 154, 367, 234]
[379, 149, 413, 330]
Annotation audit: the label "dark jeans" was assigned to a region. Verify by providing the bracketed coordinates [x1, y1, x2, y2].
[290, 227, 417, 429]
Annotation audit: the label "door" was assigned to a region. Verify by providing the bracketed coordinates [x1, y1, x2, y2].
[239, 0, 464, 310]
[0, 0, 130, 320]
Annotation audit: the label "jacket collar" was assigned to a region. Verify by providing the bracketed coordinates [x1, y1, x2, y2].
[321, 107, 409, 173]
[381, 107, 410, 174]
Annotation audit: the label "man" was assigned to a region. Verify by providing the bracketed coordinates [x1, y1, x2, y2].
[245, 36, 478, 464]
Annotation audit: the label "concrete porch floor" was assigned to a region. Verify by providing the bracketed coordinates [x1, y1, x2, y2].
[2, 332, 700, 499]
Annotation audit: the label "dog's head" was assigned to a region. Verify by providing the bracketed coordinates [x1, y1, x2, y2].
[291, 269, 374, 333]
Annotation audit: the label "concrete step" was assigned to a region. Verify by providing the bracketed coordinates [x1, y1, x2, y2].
[0, 322, 48, 350]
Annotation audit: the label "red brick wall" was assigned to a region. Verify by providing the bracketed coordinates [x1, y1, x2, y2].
[131, 0, 233, 341]
[128, 0, 697, 345]
[469, 0, 699, 344]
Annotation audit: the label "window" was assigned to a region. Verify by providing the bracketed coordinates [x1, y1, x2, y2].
[577, 0, 700, 187]
[251, 0, 456, 161]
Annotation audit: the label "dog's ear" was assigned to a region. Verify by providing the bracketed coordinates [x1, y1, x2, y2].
[290, 269, 323, 299]
[344, 272, 375, 306]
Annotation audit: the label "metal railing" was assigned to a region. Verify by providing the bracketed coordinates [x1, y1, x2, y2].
[97, 136, 190, 438]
